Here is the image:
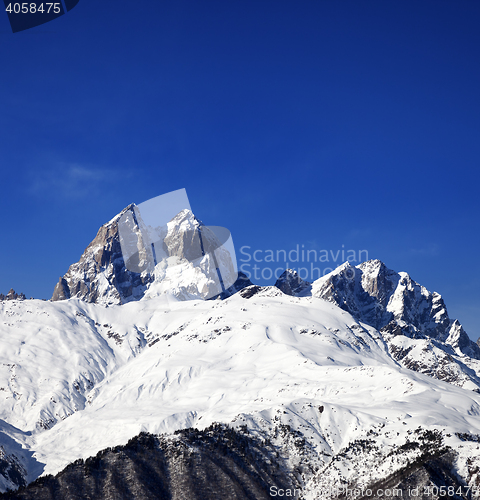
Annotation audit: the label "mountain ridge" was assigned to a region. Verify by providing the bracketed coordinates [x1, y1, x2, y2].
[48, 205, 480, 393]
[1, 205, 479, 498]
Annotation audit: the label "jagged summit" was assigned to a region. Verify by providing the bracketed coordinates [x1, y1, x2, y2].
[52, 205, 241, 305]
[0, 289, 26, 301]
[52, 203, 477, 365]
[3, 227, 480, 496]
[311, 259, 461, 344]
[274, 268, 311, 296]
[50, 203, 480, 393]
[271, 259, 476, 356]
[51, 203, 152, 305]
[307, 259, 480, 389]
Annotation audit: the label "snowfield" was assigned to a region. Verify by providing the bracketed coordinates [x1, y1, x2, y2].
[1, 289, 480, 496]
[2, 206, 480, 497]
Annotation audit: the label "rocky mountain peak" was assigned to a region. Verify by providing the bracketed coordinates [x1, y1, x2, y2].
[446, 319, 480, 359]
[309, 259, 479, 360]
[168, 208, 199, 228]
[51, 205, 243, 305]
[274, 269, 311, 296]
[51, 204, 152, 305]
[0, 289, 26, 301]
[162, 209, 204, 262]
[357, 259, 399, 306]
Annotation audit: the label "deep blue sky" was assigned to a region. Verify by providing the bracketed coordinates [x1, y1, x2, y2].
[1, 1, 479, 340]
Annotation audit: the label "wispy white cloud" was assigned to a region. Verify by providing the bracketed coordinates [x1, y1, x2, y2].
[407, 244, 440, 257]
[346, 228, 373, 240]
[28, 163, 126, 199]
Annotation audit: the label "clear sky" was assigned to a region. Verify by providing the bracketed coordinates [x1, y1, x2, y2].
[1, 1, 479, 340]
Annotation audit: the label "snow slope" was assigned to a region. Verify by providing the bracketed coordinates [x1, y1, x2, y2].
[1, 289, 480, 496]
[2, 206, 480, 497]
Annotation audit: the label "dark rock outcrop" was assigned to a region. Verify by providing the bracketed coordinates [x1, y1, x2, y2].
[313, 260, 480, 360]
[51, 206, 239, 305]
[274, 269, 311, 296]
[0, 290, 26, 301]
[294, 259, 480, 391]
[0, 448, 27, 492]
[238, 285, 264, 299]
[214, 272, 254, 300]
[51, 205, 153, 305]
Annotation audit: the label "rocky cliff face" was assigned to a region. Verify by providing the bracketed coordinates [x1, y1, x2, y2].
[311, 259, 480, 359]
[51, 206, 241, 305]
[274, 269, 311, 296]
[300, 259, 480, 391]
[144, 209, 238, 301]
[51, 205, 153, 305]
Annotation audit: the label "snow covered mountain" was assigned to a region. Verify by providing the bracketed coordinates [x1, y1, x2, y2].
[310, 261, 480, 392]
[311, 260, 476, 353]
[273, 265, 480, 393]
[51, 205, 242, 306]
[1, 207, 480, 498]
[51, 204, 153, 305]
[2, 290, 480, 498]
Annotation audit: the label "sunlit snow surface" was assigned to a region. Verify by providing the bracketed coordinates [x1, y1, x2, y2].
[1, 292, 480, 493]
